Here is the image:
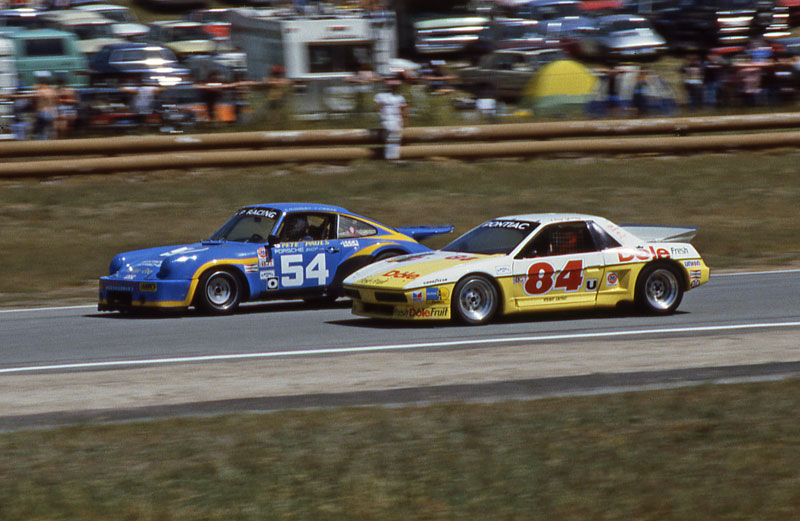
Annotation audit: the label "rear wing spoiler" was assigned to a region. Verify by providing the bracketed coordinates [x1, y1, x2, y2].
[621, 225, 698, 243]
[395, 224, 454, 242]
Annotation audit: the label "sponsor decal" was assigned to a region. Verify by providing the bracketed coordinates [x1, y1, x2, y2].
[139, 283, 157, 292]
[266, 277, 279, 290]
[259, 258, 274, 268]
[543, 295, 568, 303]
[244, 263, 258, 273]
[420, 277, 449, 285]
[411, 290, 424, 303]
[607, 272, 619, 288]
[691, 279, 701, 288]
[690, 269, 702, 279]
[617, 246, 670, 263]
[513, 275, 526, 285]
[684, 260, 701, 268]
[405, 307, 449, 319]
[446, 255, 480, 262]
[671, 246, 690, 256]
[341, 239, 359, 248]
[260, 270, 276, 280]
[258, 247, 267, 259]
[586, 278, 598, 291]
[382, 270, 420, 280]
[237, 208, 278, 219]
[105, 285, 133, 292]
[275, 246, 304, 254]
[523, 259, 584, 296]
[482, 220, 532, 230]
[426, 287, 443, 301]
[495, 265, 512, 276]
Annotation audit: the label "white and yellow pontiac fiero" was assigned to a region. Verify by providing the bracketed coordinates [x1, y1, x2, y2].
[342, 213, 710, 325]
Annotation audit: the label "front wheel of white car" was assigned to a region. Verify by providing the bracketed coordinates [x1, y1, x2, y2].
[452, 275, 498, 325]
[196, 269, 242, 314]
[636, 263, 683, 315]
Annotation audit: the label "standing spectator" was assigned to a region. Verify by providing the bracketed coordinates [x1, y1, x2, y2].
[632, 68, 649, 117]
[264, 65, 292, 127]
[33, 71, 58, 140]
[601, 65, 621, 116]
[55, 74, 77, 138]
[198, 71, 224, 124]
[131, 83, 160, 128]
[681, 56, 703, 109]
[374, 74, 407, 162]
[702, 53, 724, 107]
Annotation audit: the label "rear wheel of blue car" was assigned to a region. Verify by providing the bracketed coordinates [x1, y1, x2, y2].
[453, 275, 498, 325]
[196, 269, 242, 314]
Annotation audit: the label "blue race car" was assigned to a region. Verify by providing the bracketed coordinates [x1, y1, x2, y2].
[98, 203, 452, 314]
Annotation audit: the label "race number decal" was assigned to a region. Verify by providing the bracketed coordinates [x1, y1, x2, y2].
[524, 259, 584, 296]
[280, 253, 329, 287]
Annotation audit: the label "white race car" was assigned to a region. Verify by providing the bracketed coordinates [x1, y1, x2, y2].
[343, 213, 710, 325]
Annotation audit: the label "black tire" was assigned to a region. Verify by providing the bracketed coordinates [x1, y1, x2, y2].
[374, 250, 402, 262]
[196, 269, 242, 314]
[452, 275, 499, 325]
[635, 262, 684, 315]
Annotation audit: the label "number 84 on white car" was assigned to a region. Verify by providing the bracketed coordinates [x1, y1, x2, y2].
[343, 213, 710, 325]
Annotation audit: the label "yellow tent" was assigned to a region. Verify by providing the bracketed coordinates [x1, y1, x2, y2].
[522, 59, 598, 116]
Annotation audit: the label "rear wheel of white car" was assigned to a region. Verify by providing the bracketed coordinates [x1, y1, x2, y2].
[196, 269, 242, 314]
[453, 275, 498, 325]
[636, 263, 683, 315]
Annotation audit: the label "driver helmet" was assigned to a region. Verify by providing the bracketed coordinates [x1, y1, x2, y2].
[283, 214, 307, 241]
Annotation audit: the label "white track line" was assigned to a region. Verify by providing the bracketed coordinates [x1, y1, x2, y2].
[3, 321, 800, 375]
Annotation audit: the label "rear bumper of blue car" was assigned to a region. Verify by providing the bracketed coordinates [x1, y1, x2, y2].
[98, 277, 194, 312]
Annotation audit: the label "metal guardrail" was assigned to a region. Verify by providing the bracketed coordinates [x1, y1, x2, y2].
[2, 113, 800, 178]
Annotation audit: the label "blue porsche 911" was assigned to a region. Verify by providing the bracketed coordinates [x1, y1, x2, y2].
[98, 203, 452, 314]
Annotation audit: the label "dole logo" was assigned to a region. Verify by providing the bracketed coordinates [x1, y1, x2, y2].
[618, 246, 670, 263]
[383, 270, 420, 280]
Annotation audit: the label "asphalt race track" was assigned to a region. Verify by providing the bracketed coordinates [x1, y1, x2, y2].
[1, 269, 799, 428]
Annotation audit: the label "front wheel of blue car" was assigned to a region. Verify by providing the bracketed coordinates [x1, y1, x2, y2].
[453, 275, 498, 325]
[196, 269, 242, 314]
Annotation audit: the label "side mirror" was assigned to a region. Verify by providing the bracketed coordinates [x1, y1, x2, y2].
[268, 234, 279, 247]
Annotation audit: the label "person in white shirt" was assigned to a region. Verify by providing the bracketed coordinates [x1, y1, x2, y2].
[374, 75, 408, 161]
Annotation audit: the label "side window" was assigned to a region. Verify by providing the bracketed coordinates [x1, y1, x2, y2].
[279, 212, 336, 242]
[338, 216, 377, 238]
[588, 221, 622, 251]
[518, 222, 597, 258]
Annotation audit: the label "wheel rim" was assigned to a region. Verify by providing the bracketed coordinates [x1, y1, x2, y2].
[457, 278, 496, 322]
[206, 272, 236, 309]
[644, 268, 680, 311]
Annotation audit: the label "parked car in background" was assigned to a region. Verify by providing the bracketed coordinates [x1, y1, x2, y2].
[500, 0, 596, 46]
[89, 42, 191, 87]
[579, 14, 667, 62]
[457, 47, 567, 99]
[413, 12, 490, 57]
[40, 10, 125, 55]
[146, 20, 227, 60]
[0, 8, 44, 34]
[5, 29, 88, 87]
[184, 8, 232, 39]
[75, 4, 149, 39]
[649, 0, 788, 51]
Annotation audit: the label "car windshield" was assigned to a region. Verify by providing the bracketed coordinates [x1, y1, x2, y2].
[608, 20, 648, 32]
[72, 23, 114, 39]
[208, 208, 279, 242]
[442, 220, 538, 255]
[113, 47, 175, 64]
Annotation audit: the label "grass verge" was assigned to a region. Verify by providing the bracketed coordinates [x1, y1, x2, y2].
[1, 379, 800, 520]
[1, 152, 799, 307]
